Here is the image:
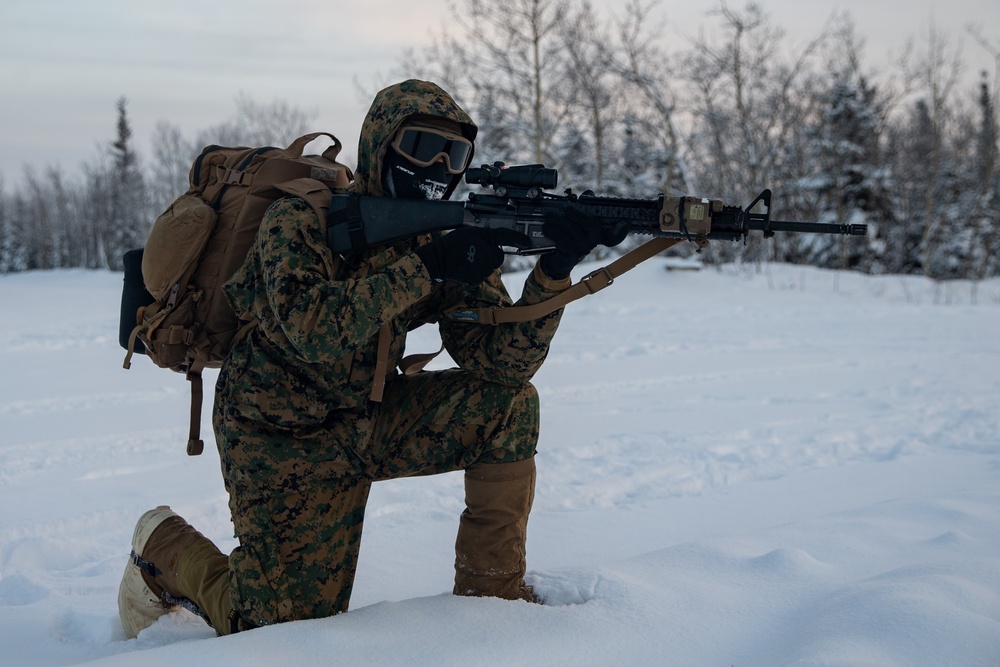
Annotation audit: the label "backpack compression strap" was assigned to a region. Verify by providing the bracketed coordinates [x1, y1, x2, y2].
[183, 319, 259, 456]
[186, 367, 206, 456]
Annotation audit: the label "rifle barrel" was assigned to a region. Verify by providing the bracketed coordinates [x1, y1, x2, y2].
[751, 219, 868, 237]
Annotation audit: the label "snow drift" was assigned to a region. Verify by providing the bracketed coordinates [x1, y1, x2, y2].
[1, 261, 998, 666]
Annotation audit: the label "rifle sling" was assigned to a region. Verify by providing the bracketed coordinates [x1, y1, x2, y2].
[444, 237, 682, 325]
[390, 237, 680, 381]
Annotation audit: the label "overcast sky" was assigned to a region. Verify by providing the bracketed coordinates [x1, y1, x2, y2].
[1, 0, 997, 184]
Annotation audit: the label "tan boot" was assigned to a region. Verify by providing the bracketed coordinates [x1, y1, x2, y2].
[118, 506, 234, 638]
[454, 456, 538, 602]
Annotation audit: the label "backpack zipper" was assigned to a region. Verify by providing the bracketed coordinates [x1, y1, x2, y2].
[191, 145, 225, 185]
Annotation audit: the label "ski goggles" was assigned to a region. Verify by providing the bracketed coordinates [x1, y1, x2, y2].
[390, 123, 474, 174]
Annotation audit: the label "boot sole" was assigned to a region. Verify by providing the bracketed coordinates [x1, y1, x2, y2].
[118, 506, 180, 639]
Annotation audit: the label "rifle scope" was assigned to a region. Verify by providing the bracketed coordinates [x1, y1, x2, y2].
[465, 162, 558, 191]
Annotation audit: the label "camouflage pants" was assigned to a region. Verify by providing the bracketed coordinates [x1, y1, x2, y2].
[213, 368, 539, 628]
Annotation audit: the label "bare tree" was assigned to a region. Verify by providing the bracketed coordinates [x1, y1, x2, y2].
[6, 186, 31, 272]
[967, 25, 1000, 119]
[895, 24, 965, 277]
[46, 166, 78, 268]
[408, 0, 575, 166]
[678, 2, 829, 265]
[78, 155, 112, 269]
[555, 1, 620, 191]
[683, 3, 829, 192]
[0, 173, 13, 273]
[194, 92, 316, 150]
[0, 174, 4, 270]
[19, 166, 54, 269]
[615, 0, 692, 196]
[0, 200, 9, 272]
[148, 121, 194, 215]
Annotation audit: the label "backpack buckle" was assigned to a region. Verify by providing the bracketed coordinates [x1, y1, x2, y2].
[224, 169, 251, 186]
[165, 326, 194, 345]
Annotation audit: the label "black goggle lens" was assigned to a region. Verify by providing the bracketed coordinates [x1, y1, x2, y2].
[394, 127, 472, 173]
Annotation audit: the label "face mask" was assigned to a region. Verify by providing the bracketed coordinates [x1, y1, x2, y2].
[383, 149, 452, 200]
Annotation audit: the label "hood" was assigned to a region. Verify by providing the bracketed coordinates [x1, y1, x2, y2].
[354, 79, 477, 198]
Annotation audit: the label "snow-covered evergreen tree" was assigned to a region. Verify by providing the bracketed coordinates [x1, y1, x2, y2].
[0, 175, 12, 273]
[967, 74, 1000, 281]
[799, 74, 893, 271]
[104, 97, 148, 271]
[6, 188, 30, 273]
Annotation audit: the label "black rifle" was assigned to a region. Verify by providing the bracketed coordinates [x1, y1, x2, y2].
[327, 162, 867, 256]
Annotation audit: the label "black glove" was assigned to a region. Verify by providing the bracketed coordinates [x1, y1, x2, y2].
[415, 226, 530, 285]
[539, 206, 629, 280]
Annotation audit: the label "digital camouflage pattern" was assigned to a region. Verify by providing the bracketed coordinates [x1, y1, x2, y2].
[353, 79, 477, 199]
[213, 80, 569, 628]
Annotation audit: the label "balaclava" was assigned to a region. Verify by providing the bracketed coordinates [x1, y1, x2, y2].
[353, 79, 477, 200]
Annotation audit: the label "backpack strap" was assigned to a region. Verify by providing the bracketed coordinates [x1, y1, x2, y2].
[122, 308, 148, 370]
[254, 178, 333, 226]
[286, 132, 342, 158]
[185, 365, 206, 456]
[182, 319, 258, 457]
[443, 237, 683, 324]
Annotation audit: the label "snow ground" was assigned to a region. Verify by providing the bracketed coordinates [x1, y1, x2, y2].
[0, 260, 998, 666]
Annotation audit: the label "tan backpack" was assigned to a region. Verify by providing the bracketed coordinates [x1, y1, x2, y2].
[121, 132, 353, 455]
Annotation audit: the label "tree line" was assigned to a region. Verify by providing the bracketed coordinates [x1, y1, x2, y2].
[0, 93, 314, 273]
[1, 0, 997, 280]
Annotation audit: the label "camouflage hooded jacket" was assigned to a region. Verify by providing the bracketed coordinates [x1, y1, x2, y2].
[218, 80, 569, 435]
